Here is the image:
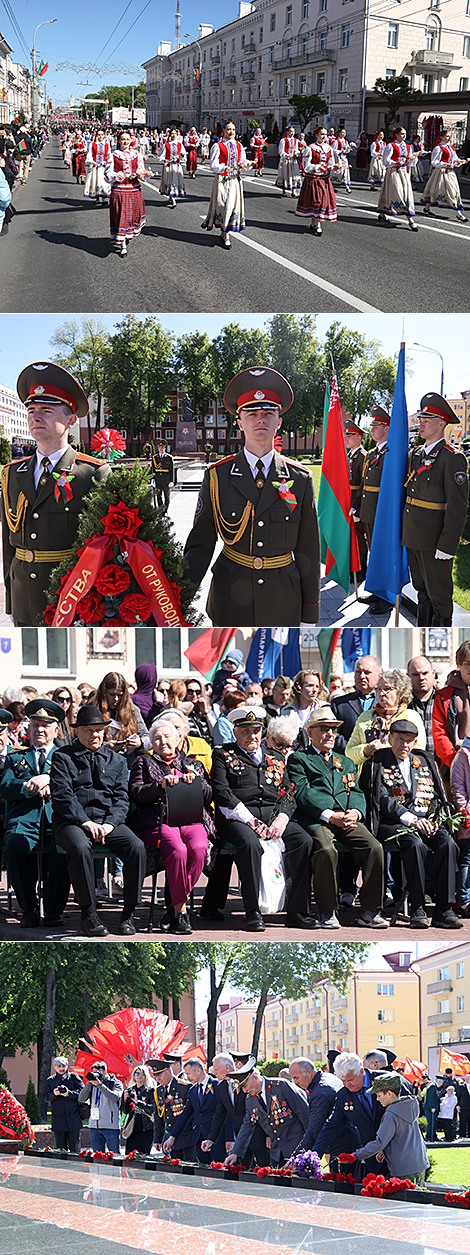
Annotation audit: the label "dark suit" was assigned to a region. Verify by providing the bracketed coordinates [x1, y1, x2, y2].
[288, 744, 384, 912]
[331, 691, 375, 754]
[456, 1081, 470, 1138]
[183, 449, 321, 626]
[231, 1078, 309, 1164]
[43, 1070, 83, 1152]
[2, 746, 70, 916]
[0, 448, 109, 624]
[153, 1076, 195, 1156]
[313, 1070, 406, 1178]
[209, 1076, 270, 1168]
[293, 1070, 343, 1152]
[402, 439, 468, 624]
[169, 1077, 228, 1162]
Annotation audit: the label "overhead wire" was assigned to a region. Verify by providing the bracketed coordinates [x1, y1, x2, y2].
[1, 0, 31, 64]
[93, 0, 136, 68]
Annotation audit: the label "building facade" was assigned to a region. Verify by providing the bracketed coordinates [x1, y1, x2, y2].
[0, 383, 30, 449]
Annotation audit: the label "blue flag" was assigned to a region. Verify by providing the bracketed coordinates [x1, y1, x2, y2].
[341, 628, 372, 675]
[246, 629, 301, 681]
[365, 344, 409, 604]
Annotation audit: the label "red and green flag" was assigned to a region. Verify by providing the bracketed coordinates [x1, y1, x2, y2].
[193, 68, 199, 83]
[320, 384, 330, 564]
[39, 60, 48, 77]
[184, 628, 236, 679]
[318, 369, 360, 592]
[318, 628, 341, 687]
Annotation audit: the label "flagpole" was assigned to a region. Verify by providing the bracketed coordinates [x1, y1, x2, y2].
[395, 594, 400, 626]
[354, 573, 358, 599]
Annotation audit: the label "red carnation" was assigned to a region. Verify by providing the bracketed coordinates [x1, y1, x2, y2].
[76, 588, 107, 624]
[101, 503, 143, 540]
[44, 605, 57, 625]
[119, 593, 152, 624]
[95, 564, 131, 596]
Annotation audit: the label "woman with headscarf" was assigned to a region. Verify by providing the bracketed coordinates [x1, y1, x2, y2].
[132, 664, 163, 729]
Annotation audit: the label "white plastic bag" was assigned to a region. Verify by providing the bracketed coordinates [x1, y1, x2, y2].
[258, 838, 286, 914]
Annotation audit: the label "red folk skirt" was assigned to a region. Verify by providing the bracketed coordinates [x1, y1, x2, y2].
[72, 151, 86, 177]
[109, 180, 146, 241]
[295, 172, 337, 221]
[187, 147, 198, 173]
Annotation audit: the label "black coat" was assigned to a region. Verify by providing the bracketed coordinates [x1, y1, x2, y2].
[43, 1071, 83, 1133]
[295, 1071, 343, 1152]
[361, 746, 449, 839]
[211, 742, 296, 827]
[330, 691, 372, 754]
[50, 741, 130, 830]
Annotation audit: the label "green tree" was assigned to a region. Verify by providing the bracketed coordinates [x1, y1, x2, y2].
[85, 83, 146, 116]
[0, 435, 12, 463]
[104, 316, 171, 454]
[322, 322, 397, 420]
[192, 944, 247, 1063]
[265, 314, 325, 449]
[24, 1075, 41, 1124]
[288, 94, 328, 131]
[373, 76, 423, 134]
[210, 323, 270, 451]
[174, 331, 214, 417]
[50, 318, 109, 449]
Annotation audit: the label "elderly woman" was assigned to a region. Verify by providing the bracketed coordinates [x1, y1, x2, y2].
[345, 670, 426, 772]
[129, 718, 213, 935]
[154, 706, 212, 774]
[264, 713, 300, 757]
[121, 1065, 156, 1155]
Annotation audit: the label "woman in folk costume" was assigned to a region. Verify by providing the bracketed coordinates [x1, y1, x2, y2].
[421, 129, 467, 223]
[250, 126, 267, 175]
[295, 124, 337, 236]
[368, 131, 385, 188]
[200, 127, 211, 161]
[377, 127, 418, 231]
[71, 131, 87, 183]
[332, 128, 352, 193]
[410, 133, 425, 183]
[355, 131, 369, 176]
[84, 130, 111, 204]
[105, 129, 154, 257]
[184, 128, 200, 177]
[62, 131, 72, 168]
[201, 119, 253, 249]
[276, 126, 299, 195]
[296, 133, 307, 175]
[158, 128, 186, 205]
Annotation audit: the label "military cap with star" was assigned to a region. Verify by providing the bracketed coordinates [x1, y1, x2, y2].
[0, 708, 13, 728]
[226, 1056, 257, 1083]
[224, 368, 294, 416]
[161, 1052, 183, 1064]
[418, 392, 458, 424]
[227, 705, 266, 728]
[146, 1059, 172, 1077]
[370, 405, 391, 426]
[17, 362, 89, 418]
[24, 699, 65, 724]
[231, 1052, 253, 1066]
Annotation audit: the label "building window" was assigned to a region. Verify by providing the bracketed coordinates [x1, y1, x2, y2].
[339, 69, 348, 91]
[464, 35, 470, 57]
[232, 38, 236, 52]
[457, 963, 465, 978]
[319, 0, 327, 9]
[268, 79, 273, 96]
[250, 58, 256, 71]
[259, 26, 263, 42]
[286, 4, 293, 23]
[270, 13, 276, 31]
[438, 999, 450, 1013]
[300, 75, 307, 94]
[341, 24, 351, 46]
[438, 967, 449, 981]
[386, 67, 396, 77]
[301, 35, 308, 53]
[230, 88, 235, 102]
[284, 77, 292, 94]
[378, 1035, 395, 1046]
[223, 42, 227, 54]
[457, 996, 465, 1011]
[239, 88, 243, 100]
[317, 71, 325, 91]
[388, 22, 398, 48]
[319, 30, 327, 50]
[438, 1032, 451, 1044]
[399, 953, 411, 966]
[259, 56, 262, 70]
[22, 628, 71, 672]
[460, 77, 469, 89]
[240, 60, 244, 74]
[286, 41, 292, 59]
[377, 984, 394, 996]
[222, 90, 225, 102]
[426, 24, 437, 51]
[241, 34, 245, 47]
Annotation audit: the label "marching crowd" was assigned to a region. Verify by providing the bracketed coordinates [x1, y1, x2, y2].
[1, 644, 470, 936]
[0, 121, 50, 236]
[43, 1045, 469, 1177]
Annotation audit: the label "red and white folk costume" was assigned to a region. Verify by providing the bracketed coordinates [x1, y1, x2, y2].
[201, 138, 248, 245]
[105, 147, 148, 246]
[410, 136, 425, 183]
[378, 139, 418, 227]
[200, 129, 210, 161]
[72, 134, 87, 182]
[355, 132, 369, 173]
[250, 129, 267, 174]
[276, 133, 300, 194]
[332, 135, 352, 191]
[158, 137, 186, 203]
[368, 137, 385, 188]
[421, 139, 466, 220]
[184, 129, 200, 176]
[295, 141, 337, 231]
[84, 138, 111, 201]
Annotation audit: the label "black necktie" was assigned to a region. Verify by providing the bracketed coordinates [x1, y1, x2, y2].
[37, 456, 51, 491]
[37, 751, 46, 773]
[255, 458, 265, 490]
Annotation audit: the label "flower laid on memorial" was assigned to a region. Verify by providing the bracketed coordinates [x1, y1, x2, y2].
[43, 463, 199, 626]
[288, 1150, 323, 1179]
[0, 1087, 34, 1146]
[444, 1187, 470, 1208]
[361, 1173, 416, 1197]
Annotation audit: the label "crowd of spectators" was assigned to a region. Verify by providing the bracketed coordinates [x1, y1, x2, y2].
[0, 121, 49, 236]
[1, 644, 470, 935]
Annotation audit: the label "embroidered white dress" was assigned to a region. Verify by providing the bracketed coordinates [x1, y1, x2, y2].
[421, 143, 464, 211]
[201, 139, 247, 233]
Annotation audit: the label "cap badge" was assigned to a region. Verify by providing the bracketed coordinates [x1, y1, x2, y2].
[254, 391, 265, 400]
[249, 370, 265, 377]
[33, 386, 45, 395]
[33, 364, 48, 370]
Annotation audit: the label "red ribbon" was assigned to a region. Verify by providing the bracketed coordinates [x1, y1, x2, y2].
[52, 534, 187, 626]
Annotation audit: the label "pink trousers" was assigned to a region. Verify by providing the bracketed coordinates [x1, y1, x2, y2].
[143, 822, 208, 905]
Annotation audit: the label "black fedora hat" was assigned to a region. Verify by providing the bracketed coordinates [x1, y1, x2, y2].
[73, 704, 110, 727]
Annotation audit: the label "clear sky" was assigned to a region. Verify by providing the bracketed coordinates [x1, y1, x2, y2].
[1, 312, 468, 416]
[4, 0, 239, 106]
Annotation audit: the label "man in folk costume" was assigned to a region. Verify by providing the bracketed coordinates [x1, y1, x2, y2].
[368, 132, 385, 188]
[184, 367, 321, 625]
[0, 362, 109, 626]
[361, 716, 462, 930]
[105, 129, 153, 256]
[354, 405, 391, 611]
[250, 127, 267, 175]
[421, 129, 467, 223]
[184, 128, 199, 177]
[158, 127, 186, 205]
[276, 125, 299, 195]
[345, 419, 368, 581]
[403, 392, 468, 626]
[201, 120, 252, 248]
[84, 129, 111, 204]
[378, 127, 418, 230]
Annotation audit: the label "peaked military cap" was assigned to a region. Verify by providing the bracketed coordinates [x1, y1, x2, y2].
[226, 1056, 257, 1083]
[17, 362, 89, 418]
[227, 705, 266, 728]
[344, 420, 363, 435]
[146, 1059, 172, 1077]
[0, 708, 13, 727]
[418, 392, 459, 424]
[370, 405, 391, 426]
[224, 368, 294, 416]
[25, 699, 65, 724]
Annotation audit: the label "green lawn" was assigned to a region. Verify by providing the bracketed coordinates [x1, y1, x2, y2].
[429, 1146, 470, 1187]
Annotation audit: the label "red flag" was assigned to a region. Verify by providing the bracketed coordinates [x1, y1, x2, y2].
[439, 1047, 470, 1076]
[403, 1057, 428, 1083]
[182, 1043, 206, 1064]
[39, 61, 49, 76]
[184, 628, 236, 678]
[318, 370, 360, 591]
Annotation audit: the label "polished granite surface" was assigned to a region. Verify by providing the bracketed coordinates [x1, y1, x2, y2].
[0, 1155, 467, 1255]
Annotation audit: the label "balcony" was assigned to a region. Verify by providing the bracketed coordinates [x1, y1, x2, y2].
[427, 1012, 453, 1026]
[211, 75, 220, 87]
[244, 42, 257, 53]
[331, 997, 347, 1011]
[266, 1017, 278, 1028]
[307, 1028, 322, 1041]
[210, 54, 220, 65]
[427, 980, 452, 994]
[285, 1012, 298, 1023]
[242, 71, 255, 81]
[414, 48, 453, 67]
[225, 74, 236, 83]
[274, 49, 335, 70]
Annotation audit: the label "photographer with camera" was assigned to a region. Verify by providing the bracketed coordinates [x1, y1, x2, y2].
[43, 1056, 84, 1152]
[78, 1060, 123, 1153]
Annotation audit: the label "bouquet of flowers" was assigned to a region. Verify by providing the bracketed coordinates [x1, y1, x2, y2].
[287, 1149, 323, 1179]
[90, 428, 127, 461]
[0, 1088, 34, 1146]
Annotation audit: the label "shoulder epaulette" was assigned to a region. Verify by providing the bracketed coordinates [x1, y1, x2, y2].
[213, 454, 236, 467]
[284, 456, 310, 473]
[75, 452, 106, 465]
[5, 457, 29, 467]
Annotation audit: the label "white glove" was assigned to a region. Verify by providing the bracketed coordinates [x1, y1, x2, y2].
[435, 549, 453, 561]
[168, 482, 174, 487]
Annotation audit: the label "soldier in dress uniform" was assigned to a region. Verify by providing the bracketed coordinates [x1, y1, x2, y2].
[402, 393, 468, 626]
[149, 1057, 195, 1159]
[183, 368, 321, 626]
[151, 440, 175, 512]
[1, 362, 110, 625]
[354, 404, 391, 613]
[224, 1060, 309, 1166]
[345, 419, 367, 581]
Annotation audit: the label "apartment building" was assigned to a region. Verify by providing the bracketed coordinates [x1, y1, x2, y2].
[411, 943, 470, 1068]
[0, 383, 30, 448]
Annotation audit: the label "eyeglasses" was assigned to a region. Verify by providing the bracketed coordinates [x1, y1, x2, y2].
[270, 740, 290, 752]
[186, 687, 201, 696]
[56, 695, 72, 704]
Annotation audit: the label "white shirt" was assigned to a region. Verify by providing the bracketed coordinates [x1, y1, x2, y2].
[220, 746, 264, 824]
[243, 448, 274, 479]
[422, 438, 444, 455]
[33, 447, 67, 490]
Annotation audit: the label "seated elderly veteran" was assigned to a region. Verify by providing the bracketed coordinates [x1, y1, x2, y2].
[49, 704, 146, 938]
[162, 1056, 228, 1164]
[312, 1051, 410, 1180]
[2, 700, 70, 928]
[345, 669, 426, 773]
[361, 716, 461, 930]
[287, 706, 388, 930]
[201, 705, 315, 932]
[129, 717, 214, 937]
[0, 708, 14, 840]
[224, 1060, 310, 1167]
[288, 1056, 342, 1152]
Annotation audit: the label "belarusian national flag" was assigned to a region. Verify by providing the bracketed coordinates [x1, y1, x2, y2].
[39, 60, 49, 76]
[184, 628, 236, 679]
[320, 384, 330, 564]
[318, 369, 360, 592]
[318, 628, 341, 687]
[439, 1046, 470, 1076]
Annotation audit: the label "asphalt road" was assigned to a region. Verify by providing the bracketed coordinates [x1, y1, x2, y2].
[3, 139, 470, 313]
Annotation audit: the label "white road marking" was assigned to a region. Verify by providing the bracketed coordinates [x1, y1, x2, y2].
[233, 232, 381, 312]
[244, 177, 470, 238]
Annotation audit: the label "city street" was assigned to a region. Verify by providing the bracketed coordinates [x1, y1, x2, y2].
[2, 139, 470, 313]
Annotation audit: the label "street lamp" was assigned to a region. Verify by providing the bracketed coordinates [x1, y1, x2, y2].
[413, 342, 444, 394]
[184, 32, 202, 132]
[32, 18, 57, 127]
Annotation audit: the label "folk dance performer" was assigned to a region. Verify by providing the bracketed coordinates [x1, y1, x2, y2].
[368, 133, 385, 189]
[421, 130, 467, 223]
[295, 126, 337, 237]
[200, 128, 211, 162]
[250, 127, 267, 175]
[332, 129, 352, 193]
[184, 128, 199, 177]
[296, 133, 307, 174]
[276, 126, 299, 196]
[201, 120, 252, 249]
[106, 130, 153, 257]
[84, 130, 111, 205]
[410, 134, 426, 183]
[158, 128, 186, 206]
[71, 132, 86, 184]
[378, 128, 418, 231]
[355, 132, 369, 177]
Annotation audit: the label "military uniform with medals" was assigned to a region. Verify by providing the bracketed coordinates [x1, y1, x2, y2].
[153, 1075, 195, 1157]
[1, 363, 110, 625]
[345, 420, 367, 577]
[151, 450, 174, 512]
[402, 393, 468, 625]
[229, 1073, 309, 1165]
[184, 368, 321, 626]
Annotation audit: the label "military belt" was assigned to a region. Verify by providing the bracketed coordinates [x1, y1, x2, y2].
[222, 545, 293, 570]
[405, 497, 446, 511]
[363, 485, 380, 493]
[14, 547, 76, 564]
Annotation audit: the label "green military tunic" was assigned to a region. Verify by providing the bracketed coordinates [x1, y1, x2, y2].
[1, 446, 110, 625]
[402, 439, 468, 624]
[183, 449, 321, 626]
[357, 443, 386, 543]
